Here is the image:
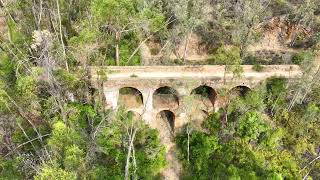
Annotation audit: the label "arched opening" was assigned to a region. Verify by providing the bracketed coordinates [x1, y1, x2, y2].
[229, 85, 251, 98]
[118, 87, 143, 109]
[153, 86, 179, 110]
[191, 85, 217, 110]
[156, 110, 175, 134]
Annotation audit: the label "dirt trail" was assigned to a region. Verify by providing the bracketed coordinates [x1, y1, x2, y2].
[149, 114, 182, 180]
[162, 147, 181, 180]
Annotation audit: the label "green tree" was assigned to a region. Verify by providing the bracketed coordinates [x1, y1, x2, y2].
[35, 166, 77, 180]
[92, 0, 141, 65]
[209, 46, 243, 83]
[210, 0, 269, 58]
[96, 109, 166, 179]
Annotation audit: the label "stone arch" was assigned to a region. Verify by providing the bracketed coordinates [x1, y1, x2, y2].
[118, 87, 143, 109]
[156, 110, 175, 134]
[229, 85, 251, 98]
[191, 85, 217, 110]
[153, 86, 179, 110]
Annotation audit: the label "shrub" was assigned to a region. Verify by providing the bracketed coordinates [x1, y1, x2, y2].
[252, 64, 264, 72]
[291, 51, 314, 65]
[209, 46, 241, 65]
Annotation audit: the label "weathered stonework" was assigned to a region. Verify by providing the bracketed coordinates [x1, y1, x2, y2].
[90, 65, 302, 128]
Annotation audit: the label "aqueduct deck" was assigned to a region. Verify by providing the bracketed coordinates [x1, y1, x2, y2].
[90, 65, 302, 130]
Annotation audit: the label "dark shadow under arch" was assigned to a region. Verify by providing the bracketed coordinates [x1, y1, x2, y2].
[153, 86, 179, 110]
[191, 85, 217, 108]
[118, 87, 143, 108]
[229, 85, 251, 98]
[157, 110, 175, 133]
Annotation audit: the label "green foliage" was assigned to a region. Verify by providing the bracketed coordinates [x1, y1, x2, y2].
[270, 0, 291, 16]
[135, 128, 166, 178]
[237, 111, 270, 140]
[119, 37, 141, 66]
[63, 145, 85, 171]
[209, 46, 241, 65]
[260, 128, 284, 149]
[252, 64, 264, 72]
[53, 69, 81, 89]
[0, 157, 23, 179]
[266, 78, 287, 97]
[176, 77, 318, 179]
[15, 75, 37, 98]
[266, 77, 288, 115]
[92, 0, 139, 25]
[209, 46, 243, 77]
[48, 121, 85, 154]
[228, 89, 266, 115]
[6, 18, 30, 45]
[0, 84, 8, 112]
[34, 166, 77, 180]
[140, 7, 166, 33]
[96, 109, 166, 179]
[213, 0, 269, 57]
[0, 53, 16, 87]
[291, 51, 315, 65]
[67, 103, 98, 129]
[68, 27, 100, 46]
[176, 131, 219, 177]
[1, 1, 320, 179]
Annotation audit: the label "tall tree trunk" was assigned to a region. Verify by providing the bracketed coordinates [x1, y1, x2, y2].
[187, 128, 190, 163]
[116, 43, 120, 65]
[183, 30, 192, 62]
[115, 31, 121, 66]
[125, 128, 137, 180]
[223, 65, 227, 85]
[56, 0, 69, 71]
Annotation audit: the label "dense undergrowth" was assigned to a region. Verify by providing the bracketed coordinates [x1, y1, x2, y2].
[0, 0, 320, 179]
[176, 78, 320, 179]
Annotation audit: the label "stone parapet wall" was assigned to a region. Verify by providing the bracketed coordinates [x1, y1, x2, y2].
[90, 65, 302, 89]
[90, 65, 300, 75]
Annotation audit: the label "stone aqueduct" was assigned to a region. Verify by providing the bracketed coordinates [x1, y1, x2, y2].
[90, 65, 302, 131]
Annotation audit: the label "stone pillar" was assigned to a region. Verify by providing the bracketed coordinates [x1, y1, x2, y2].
[176, 112, 187, 130]
[214, 94, 224, 112]
[104, 87, 119, 110]
[141, 88, 155, 123]
[176, 87, 188, 97]
[142, 89, 154, 112]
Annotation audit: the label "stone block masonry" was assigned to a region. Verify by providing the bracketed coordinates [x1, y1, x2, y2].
[89, 65, 302, 130]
